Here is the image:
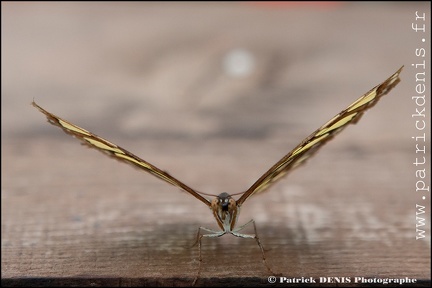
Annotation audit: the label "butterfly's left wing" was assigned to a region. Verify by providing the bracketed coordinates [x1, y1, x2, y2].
[32, 101, 212, 207]
[237, 66, 403, 206]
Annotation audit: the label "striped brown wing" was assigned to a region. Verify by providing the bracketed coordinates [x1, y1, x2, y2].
[32, 101, 211, 207]
[237, 66, 403, 206]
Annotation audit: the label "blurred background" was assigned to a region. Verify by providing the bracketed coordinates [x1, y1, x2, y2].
[2, 1, 430, 282]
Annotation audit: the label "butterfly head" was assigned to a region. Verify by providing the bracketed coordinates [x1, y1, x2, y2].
[211, 192, 239, 232]
[218, 192, 233, 211]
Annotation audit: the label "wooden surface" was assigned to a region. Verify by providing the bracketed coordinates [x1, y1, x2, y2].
[2, 2, 431, 287]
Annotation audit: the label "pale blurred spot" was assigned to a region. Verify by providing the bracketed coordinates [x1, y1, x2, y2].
[222, 48, 255, 78]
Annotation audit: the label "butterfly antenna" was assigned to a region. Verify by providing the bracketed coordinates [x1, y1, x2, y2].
[196, 191, 245, 197]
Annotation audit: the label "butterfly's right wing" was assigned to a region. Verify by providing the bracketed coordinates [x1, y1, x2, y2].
[33, 101, 211, 207]
[237, 66, 403, 206]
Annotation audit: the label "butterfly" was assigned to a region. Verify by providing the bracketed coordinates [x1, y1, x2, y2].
[33, 66, 403, 284]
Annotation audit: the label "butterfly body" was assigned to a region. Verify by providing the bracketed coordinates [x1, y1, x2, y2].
[211, 192, 239, 232]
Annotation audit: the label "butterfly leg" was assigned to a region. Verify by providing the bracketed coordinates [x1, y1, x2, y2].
[232, 219, 275, 275]
[192, 227, 225, 286]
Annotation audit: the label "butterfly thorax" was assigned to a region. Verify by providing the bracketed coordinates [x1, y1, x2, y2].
[211, 192, 239, 232]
